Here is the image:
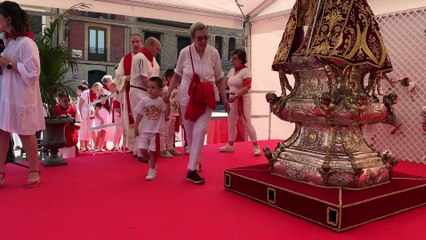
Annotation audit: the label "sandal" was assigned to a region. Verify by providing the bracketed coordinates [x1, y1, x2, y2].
[24, 170, 41, 188]
[0, 171, 5, 187]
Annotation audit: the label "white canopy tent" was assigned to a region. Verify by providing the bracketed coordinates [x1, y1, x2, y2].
[16, 0, 426, 28]
[16, 0, 426, 140]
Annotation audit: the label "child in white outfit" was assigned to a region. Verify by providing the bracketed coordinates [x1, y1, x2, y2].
[134, 77, 170, 180]
[94, 95, 111, 151]
[159, 69, 182, 157]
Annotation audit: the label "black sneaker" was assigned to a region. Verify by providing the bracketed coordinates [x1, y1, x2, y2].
[186, 170, 205, 184]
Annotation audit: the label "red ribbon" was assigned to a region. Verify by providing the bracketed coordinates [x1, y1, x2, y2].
[5, 31, 35, 40]
[230, 93, 247, 122]
[234, 64, 247, 72]
[141, 47, 154, 67]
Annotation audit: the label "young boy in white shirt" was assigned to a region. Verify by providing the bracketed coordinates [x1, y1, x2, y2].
[134, 76, 170, 180]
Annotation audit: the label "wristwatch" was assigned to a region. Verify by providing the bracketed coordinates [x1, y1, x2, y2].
[6, 62, 12, 70]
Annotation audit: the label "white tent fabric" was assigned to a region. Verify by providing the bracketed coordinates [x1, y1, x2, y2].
[18, 0, 290, 28]
[16, 0, 426, 28]
[16, 0, 426, 140]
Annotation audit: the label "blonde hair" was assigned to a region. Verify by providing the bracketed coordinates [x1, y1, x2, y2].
[91, 82, 103, 91]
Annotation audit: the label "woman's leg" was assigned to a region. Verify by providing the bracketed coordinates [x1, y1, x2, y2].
[241, 94, 258, 145]
[186, 107, 212, 171]
[226, 101, 238, 146]
[0, 130, 10, 186]
[19, 134, 40, 182]
[0, 130, 11, 173]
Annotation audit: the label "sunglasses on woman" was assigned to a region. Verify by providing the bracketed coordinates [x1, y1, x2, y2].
[196, 35, 208, 41]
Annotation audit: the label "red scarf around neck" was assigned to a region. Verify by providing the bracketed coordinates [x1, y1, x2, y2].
[141, 47, 154, 65]
[234, 64, 247, 72]
[5, 31, 35, 40]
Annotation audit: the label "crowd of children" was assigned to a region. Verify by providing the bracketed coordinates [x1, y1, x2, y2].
[66, 71, 184, 170]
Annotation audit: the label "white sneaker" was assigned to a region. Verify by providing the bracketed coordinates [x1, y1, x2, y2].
[146, 168, 157, 181]
[219, 144, 234, 152]
[160, 150, 174, 158]
[254, 146, 261, 156]
[167, 147, 182, 155]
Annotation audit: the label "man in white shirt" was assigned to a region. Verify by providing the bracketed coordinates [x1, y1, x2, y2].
[114, 34, 143, 154]
[129, 36, 161, 160]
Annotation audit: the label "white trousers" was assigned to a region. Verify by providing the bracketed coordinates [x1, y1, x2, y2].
[129, 87, 148, 154]
[180, 104, 213, 171]
[228, 94, 257, 142]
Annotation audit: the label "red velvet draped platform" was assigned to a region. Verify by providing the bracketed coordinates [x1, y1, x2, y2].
[225, 162, 426, 232]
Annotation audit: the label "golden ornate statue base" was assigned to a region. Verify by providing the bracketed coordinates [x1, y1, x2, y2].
[272, 125, 391, 187]
[266, 56, 397, 188]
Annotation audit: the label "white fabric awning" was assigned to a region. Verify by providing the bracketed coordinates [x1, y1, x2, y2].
[16, 0, 426, 28]
[17, 0, 297, 28]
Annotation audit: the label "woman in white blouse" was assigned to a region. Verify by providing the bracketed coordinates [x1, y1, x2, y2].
[219, 49, 260, 156]
[0, 1, 44, 188]
[165, 22, 229, 184]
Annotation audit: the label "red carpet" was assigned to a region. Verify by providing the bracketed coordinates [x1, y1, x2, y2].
[1, 140, 425, 240]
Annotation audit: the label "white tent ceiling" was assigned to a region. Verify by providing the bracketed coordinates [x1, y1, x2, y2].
[17, 0, 297, 28]
[16, 0, 426, 28]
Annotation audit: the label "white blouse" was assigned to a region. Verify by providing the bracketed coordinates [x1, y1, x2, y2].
[227, 68, 252, 94]
[174, 44, 223, 106]
[0, 36, 45, 135]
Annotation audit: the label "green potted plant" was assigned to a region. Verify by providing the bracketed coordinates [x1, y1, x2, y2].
[37, 3, 89, 166]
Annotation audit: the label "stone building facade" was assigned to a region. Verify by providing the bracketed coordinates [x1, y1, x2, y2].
[30, 10, 244, 89]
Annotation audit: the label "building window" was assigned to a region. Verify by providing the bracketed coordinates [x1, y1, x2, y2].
[215, 36, 223, 59]
[177, 36, 191, 58]
[88, 27, 106, 61]
[144, 31, 162, 65]
[86, 12, 115, 20]
[228, 37, 236, 60]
